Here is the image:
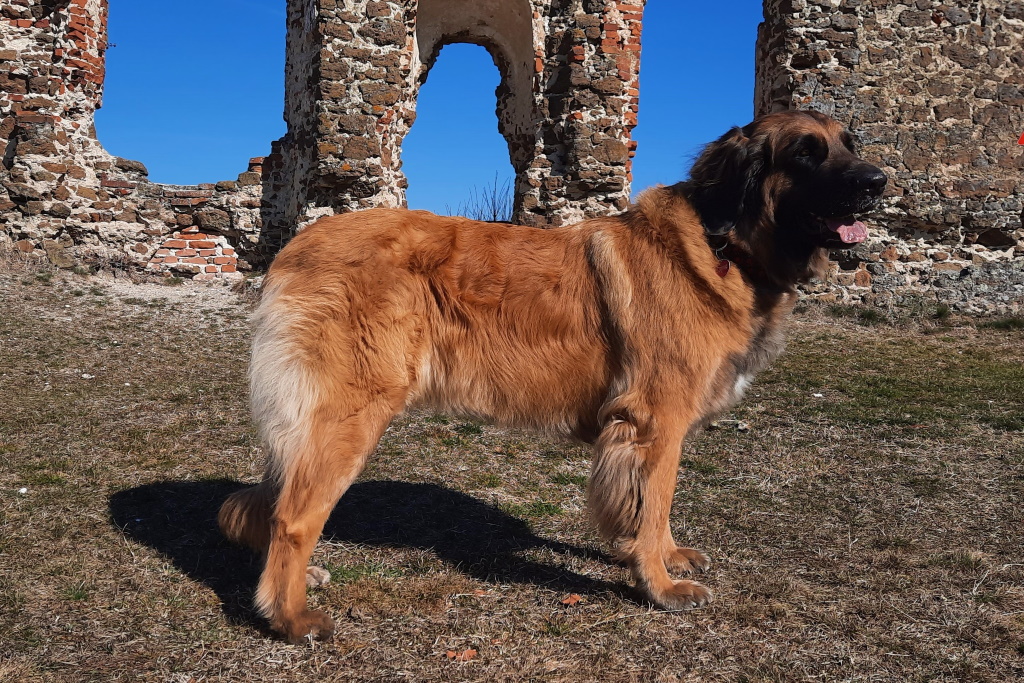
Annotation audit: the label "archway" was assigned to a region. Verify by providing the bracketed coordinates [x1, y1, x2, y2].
[402, 43, 516, 220]
[400, 0, 533, 220]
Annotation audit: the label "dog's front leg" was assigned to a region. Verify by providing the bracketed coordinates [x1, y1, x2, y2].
[661, 519, 711, 576]
[587, 412, 713, 610]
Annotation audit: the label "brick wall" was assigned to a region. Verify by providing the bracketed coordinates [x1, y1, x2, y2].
[1, 0, 647, 272]
[266, 0, 645, 232]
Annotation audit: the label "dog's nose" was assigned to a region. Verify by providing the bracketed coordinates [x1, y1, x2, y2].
[856, 167, 887, 197]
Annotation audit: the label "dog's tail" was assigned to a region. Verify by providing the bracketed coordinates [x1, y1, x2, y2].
[219, 274, 322, 548]
[219, 482, 274, 551]
[247, 275, 323, 481]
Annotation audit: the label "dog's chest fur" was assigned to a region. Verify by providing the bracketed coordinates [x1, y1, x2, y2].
[699, 293, 792, 425]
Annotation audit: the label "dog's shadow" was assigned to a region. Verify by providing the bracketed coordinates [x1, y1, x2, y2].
[109, 479, 619, 624]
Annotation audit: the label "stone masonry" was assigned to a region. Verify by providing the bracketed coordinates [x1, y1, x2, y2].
[1, 0, 643, 274]
[267, 0, 643, 232]
[758, 0, 1024, 311]
[0, 0, 263, 279]
[1, 0, 1022, 310]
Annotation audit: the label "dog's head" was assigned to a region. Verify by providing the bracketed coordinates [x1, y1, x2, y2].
[681, 110, 887, 284]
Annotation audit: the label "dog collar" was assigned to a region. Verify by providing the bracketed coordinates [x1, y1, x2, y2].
[710, 239, 767, 283]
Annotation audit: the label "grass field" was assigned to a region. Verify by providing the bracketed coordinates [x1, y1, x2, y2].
[1, 255, 1023, 682]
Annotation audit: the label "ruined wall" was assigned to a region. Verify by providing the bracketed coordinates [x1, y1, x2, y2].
[757, 0, 1024, 311]
[2, 0, 1022, 311]
[269, 0, 643, 232]
[1, 0, 643, 274]
[0, 0, 266, 278]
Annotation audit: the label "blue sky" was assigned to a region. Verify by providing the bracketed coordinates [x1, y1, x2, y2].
[96, 1, 764, 213]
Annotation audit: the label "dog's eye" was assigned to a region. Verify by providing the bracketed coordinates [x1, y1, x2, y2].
[841, 132, 857, 153]
[794, 148, 811, 158]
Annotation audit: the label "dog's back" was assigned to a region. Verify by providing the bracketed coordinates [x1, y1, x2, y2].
[254, 209, 614, 437]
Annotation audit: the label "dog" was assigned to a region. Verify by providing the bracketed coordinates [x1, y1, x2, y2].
[218, 110, 887, 643]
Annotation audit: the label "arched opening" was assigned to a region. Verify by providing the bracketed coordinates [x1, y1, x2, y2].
[94, 1, 286, 185]
[631, 1, 765, 194]
[402, 43, 516, 220]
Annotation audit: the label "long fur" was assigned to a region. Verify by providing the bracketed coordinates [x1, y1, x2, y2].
[219, 111, 881, 642]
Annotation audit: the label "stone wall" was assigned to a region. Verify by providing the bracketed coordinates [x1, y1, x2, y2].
[1, 0, 644, 274]
[2, 0, 1022, 311]
[757, 0, 1024, 311]
[0, 0, 270, 277]
[268, 0, 643, 231]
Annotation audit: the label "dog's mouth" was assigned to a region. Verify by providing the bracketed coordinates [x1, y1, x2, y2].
[825, 215, 868, 244]
[809, 213, 868, 246]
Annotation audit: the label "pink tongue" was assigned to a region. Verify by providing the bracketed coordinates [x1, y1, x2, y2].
[826, 218, 868, 244]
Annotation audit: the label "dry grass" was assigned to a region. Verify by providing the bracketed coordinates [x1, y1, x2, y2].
[1, 252, 1022, 682]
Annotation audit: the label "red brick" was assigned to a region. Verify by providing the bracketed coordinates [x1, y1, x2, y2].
[183, 257, 207, 265]
[204, 265, 218, 273]
[13, 113, 53, 124]
[213, 256, 235, 265]
[183, 233, 210, 241]
[101, 179, 135, 189]
[197, 249, 217, 257]
[221, 264, 237, 273]
[176, 248, 197, 257]
[222, 248, 235, 256]
[162, 240, 187, 249]
[189, 240, 216, 249]
[166, 190, 212, 199]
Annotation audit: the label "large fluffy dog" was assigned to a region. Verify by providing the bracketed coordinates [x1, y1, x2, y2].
[219, 110, 886, 643]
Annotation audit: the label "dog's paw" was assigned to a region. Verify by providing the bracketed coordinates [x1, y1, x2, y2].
[646, 579, 714, 611]
[664, 546, 710, 575]
[279, 609, 335, 645]
[305, 566, 331, 588]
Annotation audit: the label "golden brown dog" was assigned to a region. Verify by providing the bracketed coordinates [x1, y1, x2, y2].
[219, 110, 886, 643]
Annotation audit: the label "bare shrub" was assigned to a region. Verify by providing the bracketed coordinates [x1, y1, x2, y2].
[445, 173, 514, 223]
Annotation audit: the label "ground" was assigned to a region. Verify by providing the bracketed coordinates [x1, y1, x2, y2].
[0, 254, 1022, 682]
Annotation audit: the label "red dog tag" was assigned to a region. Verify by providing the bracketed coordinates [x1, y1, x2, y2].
[715, 259, 731, 277]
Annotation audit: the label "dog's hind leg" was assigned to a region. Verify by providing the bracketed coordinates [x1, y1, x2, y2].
[255, 399, 395, 644]
[588, 413, 713, 610]
[219, 478, 332, 587]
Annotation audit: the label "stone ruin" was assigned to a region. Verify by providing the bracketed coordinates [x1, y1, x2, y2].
[1, 0, 1022, 311]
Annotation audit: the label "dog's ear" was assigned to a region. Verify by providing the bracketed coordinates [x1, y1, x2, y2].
[684, 126, 765, 236]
